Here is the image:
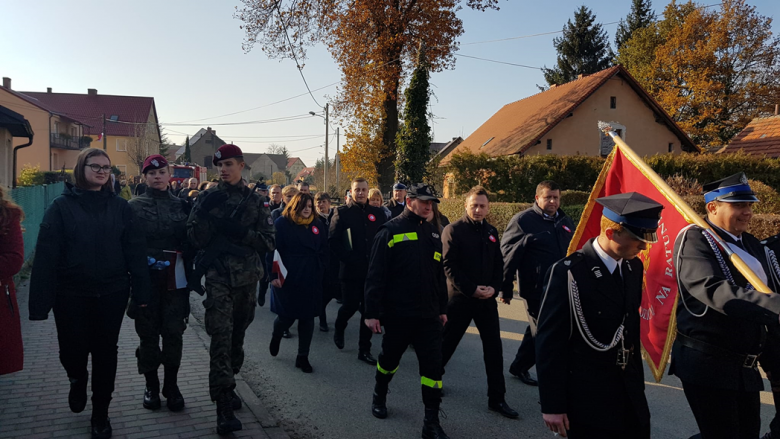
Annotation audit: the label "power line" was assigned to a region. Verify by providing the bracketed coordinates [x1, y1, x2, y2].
[273, 0, 323, 107]
[453, 54, 543, 70]
[460, 22, 620, 46]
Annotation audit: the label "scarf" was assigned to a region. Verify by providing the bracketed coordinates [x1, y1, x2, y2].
[291, 212, 314, 227]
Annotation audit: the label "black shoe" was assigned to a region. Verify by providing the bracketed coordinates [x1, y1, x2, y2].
[216, 392, 242, 435]
[319, 321, 329, 332]
[282, 330, 292, 338]
[358, 351, 377, 365]
[334, 328, 345, 349]
[422, 409, 449, 439]
[509, 366, 538, 386]
[488, 400, 519, 419]
[372, 392, 388, 419]
[90, 416, 112, 439]
[270, 335, 282, 357]
[68, 376, 88, 414]
[162, 385, 185, 412]
[143, 386, 161, 410]
[295, 355, 314, 373]
[230, 389, 242, 411]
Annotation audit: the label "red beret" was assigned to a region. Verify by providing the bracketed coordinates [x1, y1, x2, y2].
[213, 144, 243, 165]
[142, 154, 169, 174]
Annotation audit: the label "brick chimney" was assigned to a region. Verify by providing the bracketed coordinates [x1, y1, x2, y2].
[47, 87, 52, 93]
[88, 88, 97, 96]
[2, 77, 10, 89]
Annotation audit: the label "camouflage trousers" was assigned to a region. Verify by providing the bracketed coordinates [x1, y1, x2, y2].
[203, 280, 257, 401]
[130, 276, 190, 375]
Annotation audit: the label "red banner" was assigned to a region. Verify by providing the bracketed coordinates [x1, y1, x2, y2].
[568, 146, 693, 382]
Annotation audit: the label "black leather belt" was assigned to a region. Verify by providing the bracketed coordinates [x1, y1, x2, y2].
[676, 331, 760, 368]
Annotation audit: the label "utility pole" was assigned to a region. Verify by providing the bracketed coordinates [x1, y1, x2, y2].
[324, 103, 329, 193]
[102, 113, 106, 150]
[335, 127, 340, 193]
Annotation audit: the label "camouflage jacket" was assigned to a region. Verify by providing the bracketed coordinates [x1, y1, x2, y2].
[187, 180, 275, 287]
[129, 187, 191, 262]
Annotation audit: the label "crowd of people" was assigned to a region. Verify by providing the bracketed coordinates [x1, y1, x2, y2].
[3, 141, 780, 439]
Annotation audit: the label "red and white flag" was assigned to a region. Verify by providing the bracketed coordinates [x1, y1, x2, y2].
[272, 250, 288, 287]
[97, 132, 103, 141]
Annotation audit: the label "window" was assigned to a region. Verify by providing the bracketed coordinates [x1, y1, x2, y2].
[54, 121, 60, 135]
[70, 127, 78, 137]
[668, 143, 674, 153]
[610, 97, 617, 109]
[204, 156, 212, 169]
[109, 115, 119, 122]
[546, 139, 552, 150]
[116, 139, 127, 151]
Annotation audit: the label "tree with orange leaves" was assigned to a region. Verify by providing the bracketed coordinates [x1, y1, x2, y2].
[235, 0, 501, 191]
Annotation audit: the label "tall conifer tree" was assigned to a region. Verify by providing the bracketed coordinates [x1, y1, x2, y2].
[615, 0, 656, 51]
[183, 136, 191, 162]
[395, 45, 432, 185]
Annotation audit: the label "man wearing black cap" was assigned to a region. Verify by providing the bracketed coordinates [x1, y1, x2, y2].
[364, 183, 450, 439]
[384, 182, 407, 218]
[187, 144, 276, 434]
[329, 177, 387, 364]
[671, 172, 780, 439]
[536, 192, 661, 438]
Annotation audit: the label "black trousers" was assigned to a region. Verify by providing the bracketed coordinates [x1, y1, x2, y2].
[53, 291, 129, 414]
[762, 329, 780, 436]
[441, 296, 506, 401]
[376, 316, 444, 409]
[510, 298, 538, 372]
[682, 380, 760, 439]
[335, 280, 372, 352]
[273, 315, 315, 356]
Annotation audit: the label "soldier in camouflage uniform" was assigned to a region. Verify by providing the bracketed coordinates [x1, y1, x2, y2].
[127, 154, 192, 413]
[187, 144, 275, 435]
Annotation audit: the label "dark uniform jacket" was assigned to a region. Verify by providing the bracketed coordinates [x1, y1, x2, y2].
[536, 239, 649, 430]
[501, 203, 574, 312]
[670, 221, 780, 391]
[187, 181, 276, 288]
[29, 184, 151, 319]
[328, 201, 387, 281]
[129, 187, 191, 262]
[442, 216, 502, 300]
[383, 199, 405, 219]
[364, 210, 448, 320]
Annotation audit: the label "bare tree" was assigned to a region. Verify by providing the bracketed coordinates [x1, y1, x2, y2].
[126, 120, 160, 175]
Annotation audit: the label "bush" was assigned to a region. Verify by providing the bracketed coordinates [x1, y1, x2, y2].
[561, 190, 590, 206]
[665, 174, 702, 196]
[749, 215, 780, 240]
[16, 165, 44, 187]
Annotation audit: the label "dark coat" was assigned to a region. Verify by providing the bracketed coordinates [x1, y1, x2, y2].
[383, 199, 405, 219]
[670, 222, 780, 391]
[319, 211, 340, 300]
[328, 201, 387, 281]
[535, 239, 649, 431]
[0, 208, 24, 375]
[442, 215, 502, 300]
[501, 204, 574, 313]
[28, 184, 151, 320]
[364, 210, 447, 320]
[270, 216, 328, 319]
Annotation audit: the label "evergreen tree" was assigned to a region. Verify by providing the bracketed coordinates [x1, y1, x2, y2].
[395, 45, 432, 185]
[615, 0, 656, 51]
[183, 136, 191, 163]
[542, 6, 613, 87]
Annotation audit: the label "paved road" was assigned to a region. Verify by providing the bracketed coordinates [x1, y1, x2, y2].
[191, 291, 777, 439]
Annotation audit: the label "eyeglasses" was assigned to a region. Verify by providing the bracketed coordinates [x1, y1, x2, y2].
[87, 164, 112, 173]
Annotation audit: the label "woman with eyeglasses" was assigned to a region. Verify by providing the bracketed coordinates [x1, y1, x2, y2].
[126, 154, 192, 413]
[29, 148, 150, 439]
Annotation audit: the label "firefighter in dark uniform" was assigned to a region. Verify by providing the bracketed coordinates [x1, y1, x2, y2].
[671, 173, 780, 439]
[329, 177, 387, 364]
[761, 234, 780, 439]
[383, 182, 407, 219]
[439, 185, 518, 418]
[364, 183, 450, 439]
[187, 144, 276, 435]
[127, 154, 192, 412]
[537, 192, 662, 438]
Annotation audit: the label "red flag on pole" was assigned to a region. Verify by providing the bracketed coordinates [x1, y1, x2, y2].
[569, 145, 693, 382]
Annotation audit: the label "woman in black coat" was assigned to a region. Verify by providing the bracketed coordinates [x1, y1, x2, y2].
[269, 193, 328, 373]
[29, 148, 150, 439]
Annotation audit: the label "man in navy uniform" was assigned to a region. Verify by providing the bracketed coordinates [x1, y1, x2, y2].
[384, 182, 407, 219]
[537, 192, 661, 438]
[672, 172, 780, 439]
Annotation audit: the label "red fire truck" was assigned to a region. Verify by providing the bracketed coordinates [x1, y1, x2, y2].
[170, 164, 207, 185]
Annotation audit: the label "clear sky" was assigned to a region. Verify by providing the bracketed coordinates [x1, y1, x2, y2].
[2, 0, 778, 168]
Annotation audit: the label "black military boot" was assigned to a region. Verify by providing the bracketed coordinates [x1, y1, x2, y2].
[162, 367, 185, 412]
[372, 371, 393, 419]
[230, 389, 243, 411]
[68, 374, 88, 413]
[334, 327, 345, 350]
[421, 408, 450, 439]
[295, 355, 314, 373]
[216, 391, 242, 435]
[143, 371, 161, 410]
[91, 398, 112, 439]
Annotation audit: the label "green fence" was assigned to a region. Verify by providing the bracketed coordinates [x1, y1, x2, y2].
[10, 182, 65, 261]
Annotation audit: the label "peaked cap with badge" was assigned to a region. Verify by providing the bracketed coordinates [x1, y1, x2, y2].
[597, 192, 663, 243]
[702, 172, 758, 204]
[213, 144, 243, 166]
[407, 183, 440, 203]
[393, 182, 408, 191]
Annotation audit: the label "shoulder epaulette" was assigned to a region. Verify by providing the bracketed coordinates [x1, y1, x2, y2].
[761, 234, 780, 246]
[559, 252, 584, 269]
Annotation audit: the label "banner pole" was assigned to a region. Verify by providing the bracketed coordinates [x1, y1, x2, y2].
[599, 122, 772, 294]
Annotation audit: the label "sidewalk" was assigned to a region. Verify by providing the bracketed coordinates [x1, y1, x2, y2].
[0, 280, 289, 439]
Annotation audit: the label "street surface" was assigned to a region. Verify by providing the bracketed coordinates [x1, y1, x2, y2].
[190, 292, 776, 439]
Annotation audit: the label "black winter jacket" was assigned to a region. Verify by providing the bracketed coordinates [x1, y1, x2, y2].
[442, 216, 503, 299]
[328, 201, 387, 281]
[29, 184, 151, 320]
[364, 209, 447, 319]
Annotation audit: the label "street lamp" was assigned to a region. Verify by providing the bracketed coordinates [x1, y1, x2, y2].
[309, 104, 329, 192]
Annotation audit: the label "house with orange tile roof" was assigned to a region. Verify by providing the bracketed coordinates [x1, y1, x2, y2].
[439, 65, 698, 167]
[287, 157, 307, 179]
[717, 114, 780, 157]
